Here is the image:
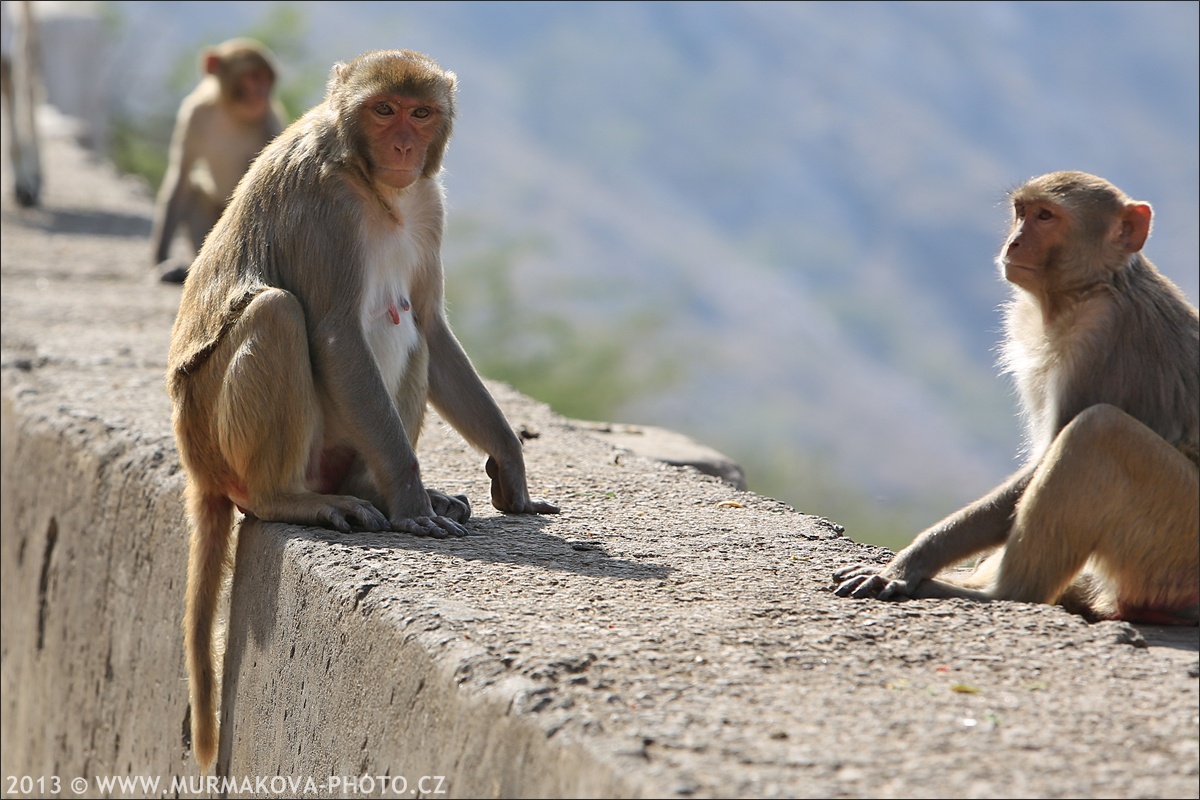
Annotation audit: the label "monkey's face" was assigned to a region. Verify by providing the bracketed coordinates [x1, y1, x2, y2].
[1000, 198, 1065, 291]
[358, 95, 445, 190]
[229, 66, 275, 122]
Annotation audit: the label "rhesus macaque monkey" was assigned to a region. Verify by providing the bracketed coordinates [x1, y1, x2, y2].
[835, 171, 1199, 626]
[167, 49, 559, 769]
[150, 38, 285, 283]
[0, 0, 42, 207]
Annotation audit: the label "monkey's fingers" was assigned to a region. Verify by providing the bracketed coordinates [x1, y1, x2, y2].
[432, 515, 470, 537]
[319, 512, 382, 534]
[492, 490, 560, 516]
[355, 500, 390, 530]
[833, 573, 889, 599]
[833, 575, 866, 597]
[832, 564, 876, 581]
[279, 494, 386, 533]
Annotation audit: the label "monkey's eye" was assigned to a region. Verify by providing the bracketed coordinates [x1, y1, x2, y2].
[412, 107, 432, 119]
[1013, 202, 1026, 219]
[373, 102, 394, 116]
[1037, 208, 1054, 221]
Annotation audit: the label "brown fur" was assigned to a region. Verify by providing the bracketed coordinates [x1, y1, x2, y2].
[167, 49, 558, 770]
[834, 171, 1199, 625]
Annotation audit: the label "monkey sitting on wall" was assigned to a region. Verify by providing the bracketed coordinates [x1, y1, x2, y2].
[150, 38, 285, 283]
[834, 171, 1199, 626]
[167, 49, 560, 770]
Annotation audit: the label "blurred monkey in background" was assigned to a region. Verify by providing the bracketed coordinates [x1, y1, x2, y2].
[150, 38, 285, 283]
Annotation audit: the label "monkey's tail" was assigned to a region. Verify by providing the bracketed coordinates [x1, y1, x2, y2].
[183, 486, 234, 771]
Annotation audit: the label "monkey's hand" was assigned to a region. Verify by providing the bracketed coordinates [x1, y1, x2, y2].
[486, 456, 560, 515]
[832, 565, 915, 600]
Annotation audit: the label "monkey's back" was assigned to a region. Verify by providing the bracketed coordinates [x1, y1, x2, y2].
[165, 102, 365, 389]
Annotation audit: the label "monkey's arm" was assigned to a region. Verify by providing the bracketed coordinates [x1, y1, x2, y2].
[150, 103, 202, 265]
[424, 314, 559, 515]
[834, 467, 1033, 600]
[312, 316, 466, 537]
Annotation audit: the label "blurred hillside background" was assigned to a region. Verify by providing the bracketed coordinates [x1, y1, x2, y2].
[14, 1, 1198, 549]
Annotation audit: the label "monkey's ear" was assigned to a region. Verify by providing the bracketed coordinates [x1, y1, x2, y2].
[1118, 202, 1153, 254]
[202, 50, 222, 76]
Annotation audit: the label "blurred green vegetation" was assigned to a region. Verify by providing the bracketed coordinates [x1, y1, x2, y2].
[443, 218, 682, 423]
[740, 447, 928, 552]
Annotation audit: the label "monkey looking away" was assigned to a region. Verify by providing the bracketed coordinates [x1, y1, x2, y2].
[166, 49, 559, 769]
[835, 171, 1199, 625]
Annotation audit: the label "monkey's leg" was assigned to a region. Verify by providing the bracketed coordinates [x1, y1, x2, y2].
[213, 288, 388, 533]
[992, 404, 1199, 615]
[2, 58, 40, 207]
[160, 195, 219, 283]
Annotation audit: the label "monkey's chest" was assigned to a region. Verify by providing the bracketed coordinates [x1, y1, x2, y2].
[363, 289, 419, 396]
[359, 201, 433, 396]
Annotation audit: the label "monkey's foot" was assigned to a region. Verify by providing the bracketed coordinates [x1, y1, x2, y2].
[251, 492, 388, 534]
[428, 489, 471, 523]
[160, 264, 190, 284]
[15, 183, 39, 208]
[390, 515, 469, 539]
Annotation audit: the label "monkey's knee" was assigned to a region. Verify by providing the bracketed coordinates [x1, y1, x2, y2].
[240, 287, 303, 324]
[227, 289, 312, 368]
[1058, 404, 1134, 447]
[1044, 405, 1147, 472]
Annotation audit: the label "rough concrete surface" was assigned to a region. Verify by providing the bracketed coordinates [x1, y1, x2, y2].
[2, 115, 1197, 800]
